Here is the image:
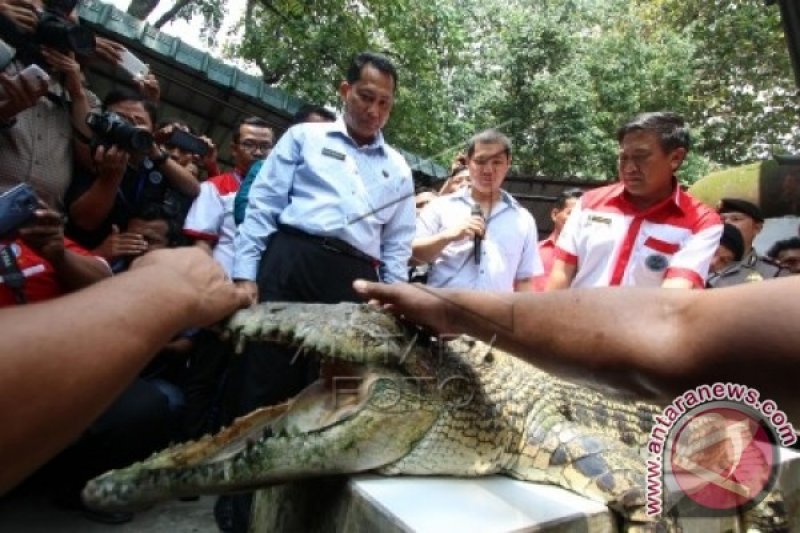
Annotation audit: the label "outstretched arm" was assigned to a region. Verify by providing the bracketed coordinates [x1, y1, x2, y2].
[354, 278, 800, 412]
[0, 248, 250, 494]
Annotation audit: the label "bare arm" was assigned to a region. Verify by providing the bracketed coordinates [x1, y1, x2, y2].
[150, 145, 200, 197]
[545, 259, 576, 290]
[19, 206, 110, 291]
[0, 248, 250, 494]
[68, 146, 128, 231]
[353, 278, 800, 412]
[513, 278, 531, 292]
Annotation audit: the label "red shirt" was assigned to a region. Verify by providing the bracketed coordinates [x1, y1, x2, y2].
[0, 238, 100, 306]
[530, 235, 556, 292]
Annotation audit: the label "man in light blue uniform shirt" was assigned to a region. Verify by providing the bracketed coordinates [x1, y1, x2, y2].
[233, 113, 415, 288]
[226, 51, 415, 533]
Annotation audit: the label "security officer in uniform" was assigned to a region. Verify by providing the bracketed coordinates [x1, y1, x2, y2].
[707, 198, 788, 287]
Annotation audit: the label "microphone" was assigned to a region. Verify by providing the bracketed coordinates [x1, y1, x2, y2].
[471, 203, 483, 264]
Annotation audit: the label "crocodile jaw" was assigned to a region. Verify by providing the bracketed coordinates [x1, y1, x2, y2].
[82, 365, 439, 511]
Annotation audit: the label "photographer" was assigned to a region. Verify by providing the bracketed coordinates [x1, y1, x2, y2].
[66, 87, 200, 258]
[0, 192, 109, 306]
[0, 0, 97, 211]
[156, 118, 219, 180]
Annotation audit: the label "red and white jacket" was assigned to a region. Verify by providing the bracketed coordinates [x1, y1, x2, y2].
[554, 182, 722, 288]
[183, 172, 241, 277]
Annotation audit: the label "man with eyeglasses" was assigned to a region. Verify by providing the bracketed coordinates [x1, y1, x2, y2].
[183, 116, 273, 276]
[547, 112, 722, 290]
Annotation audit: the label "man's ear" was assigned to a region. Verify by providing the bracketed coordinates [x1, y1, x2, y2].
[339, 81, 351, 102]
[670, 147, 687, 171]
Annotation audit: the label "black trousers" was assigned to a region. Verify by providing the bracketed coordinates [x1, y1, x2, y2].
[237, 230, 379, 412]
[181, 329, 237, 441]
[230, 230, 379, 532]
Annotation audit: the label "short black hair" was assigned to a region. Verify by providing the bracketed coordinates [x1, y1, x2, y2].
[554, 188, 584, 210]
[292, 105, 336, 124]
[232, 116, 272, 143]
[157, 118, 195, 134]
[103, 87, 158, 126]
[767, 237, 800, 260]
[466, 129, 512, 159]
[720, 223, 745, 262]
[346, 52, 398, 92]
[616, 111, 690, 153]
[129, 202, 182, 247]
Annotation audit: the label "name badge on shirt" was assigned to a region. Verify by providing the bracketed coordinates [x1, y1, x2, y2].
[588, 214, 611, 225]
[322, 147, 346, 161]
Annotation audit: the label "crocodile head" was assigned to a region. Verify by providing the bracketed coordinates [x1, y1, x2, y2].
[82, 303, 441, 511]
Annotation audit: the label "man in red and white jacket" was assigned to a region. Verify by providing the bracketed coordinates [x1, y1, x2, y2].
[547, 112, 722, 290]
[183, 117, 274, 276]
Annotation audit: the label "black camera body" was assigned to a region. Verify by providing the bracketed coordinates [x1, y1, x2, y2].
[35, 9, 95, 56]
[166, 129, 209, 156]
[86, 112, 154, 155]
[0, 0, 95, 59]
[0, 183, 38, 236]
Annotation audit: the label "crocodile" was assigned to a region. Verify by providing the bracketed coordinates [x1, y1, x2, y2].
[82, 302, 788, 530]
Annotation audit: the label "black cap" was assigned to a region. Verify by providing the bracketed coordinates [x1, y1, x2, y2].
[719, 223, 745, 262]
[717, 198, 764, 222]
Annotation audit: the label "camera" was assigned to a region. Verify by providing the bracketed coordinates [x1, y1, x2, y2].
[86, 112, 154, 154]
[36, 5, 96, 56]
[0, 183, 38, 236]
[165, 129, 209, 156]
[0, 0, 95, 58]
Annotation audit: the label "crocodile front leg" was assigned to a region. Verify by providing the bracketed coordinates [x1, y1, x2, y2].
[509, 416, 653, 526]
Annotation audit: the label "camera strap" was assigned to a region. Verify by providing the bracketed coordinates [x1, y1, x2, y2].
[0, 243, 27, 304]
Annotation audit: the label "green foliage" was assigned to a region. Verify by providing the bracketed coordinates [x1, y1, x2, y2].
[642, 0, 800, 166]
[146, 0, 800, 184]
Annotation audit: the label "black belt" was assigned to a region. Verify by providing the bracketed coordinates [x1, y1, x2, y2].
[277, 224, 383, 267]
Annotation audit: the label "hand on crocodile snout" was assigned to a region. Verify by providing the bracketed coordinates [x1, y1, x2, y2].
[353, 279, 453, 334]
[130, 248, 251, 328]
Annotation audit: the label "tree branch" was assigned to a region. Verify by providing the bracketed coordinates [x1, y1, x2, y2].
[153, 0, 193, 29]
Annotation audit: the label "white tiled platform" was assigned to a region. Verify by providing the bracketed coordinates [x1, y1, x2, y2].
[249, 449, 800, 532]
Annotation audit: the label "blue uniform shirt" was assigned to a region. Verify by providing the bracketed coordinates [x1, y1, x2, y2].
[233, 118, 416, 283]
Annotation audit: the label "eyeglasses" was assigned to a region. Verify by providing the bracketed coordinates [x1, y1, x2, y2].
[238, 140, 273, 153]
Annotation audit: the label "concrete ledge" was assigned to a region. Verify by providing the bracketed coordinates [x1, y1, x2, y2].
[249, 449, 799, 532]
